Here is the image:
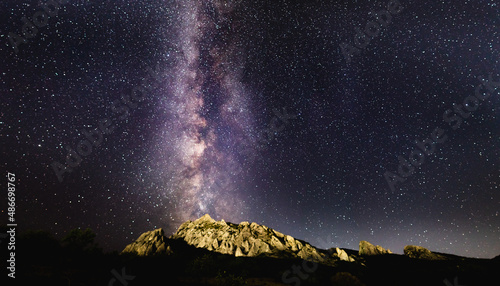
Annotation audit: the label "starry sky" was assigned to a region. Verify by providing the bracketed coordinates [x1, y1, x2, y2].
[1, 0, 499, 258]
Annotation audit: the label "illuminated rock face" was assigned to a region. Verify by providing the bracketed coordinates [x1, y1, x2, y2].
[336, 247, 355, 262]
[121, 228, 172, 256]
[171, 214, 324, 261]
[404, 245, 447, 260]
[358, 240, 392, 256]
[122, 214, 358, 265]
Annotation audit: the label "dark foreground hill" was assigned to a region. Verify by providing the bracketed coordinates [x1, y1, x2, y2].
[2, 216, 499, 286]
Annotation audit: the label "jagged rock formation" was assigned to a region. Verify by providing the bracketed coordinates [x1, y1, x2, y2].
[122, 228, 172, 256]
[170, 214, 324, 261]
[121, 214, 360, 265]
[358, 241, 392, 256]
[404, 245, 447, 260]
[334, 247, 355, 262]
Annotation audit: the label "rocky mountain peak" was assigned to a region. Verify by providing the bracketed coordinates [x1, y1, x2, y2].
[194, 213, 216, 224]
[170, 215, 327, 261]
[122, 228, 171, 256]
[358, 240, 392, 256]
[122, 215, 362, 265]
[404, 245, 447, 260]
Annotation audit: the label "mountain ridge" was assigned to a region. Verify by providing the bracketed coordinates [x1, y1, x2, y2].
[122, 214, 465, 264]
[123, 214, 340, 263]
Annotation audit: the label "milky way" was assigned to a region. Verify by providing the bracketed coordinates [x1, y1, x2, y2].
[151, 0, 255, 226]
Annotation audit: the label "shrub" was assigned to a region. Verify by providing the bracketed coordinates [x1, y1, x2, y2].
[216, 270, 247, 286]
[330, 272, 365, 286]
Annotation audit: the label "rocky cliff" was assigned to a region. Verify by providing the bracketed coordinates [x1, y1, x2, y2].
[358, 240, 392, 256]
[404, 245, 447, 260]
[122, 214, 482, 268]
[121, 228, 172, 256]
[122, 214, 358, 264]
[170, 214, 325, 261]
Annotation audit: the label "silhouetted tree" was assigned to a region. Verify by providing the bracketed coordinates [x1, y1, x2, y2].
[18, 230, 62, 262]
[61, 228, 102, 256]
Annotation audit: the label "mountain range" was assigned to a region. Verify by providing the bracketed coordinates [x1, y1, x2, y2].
[119, 214, 500, 285]
[123, 214, 400, 263]
[7, 214, 499, 285]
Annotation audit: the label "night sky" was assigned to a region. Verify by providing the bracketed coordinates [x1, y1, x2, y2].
[1, 0, 499, 258]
